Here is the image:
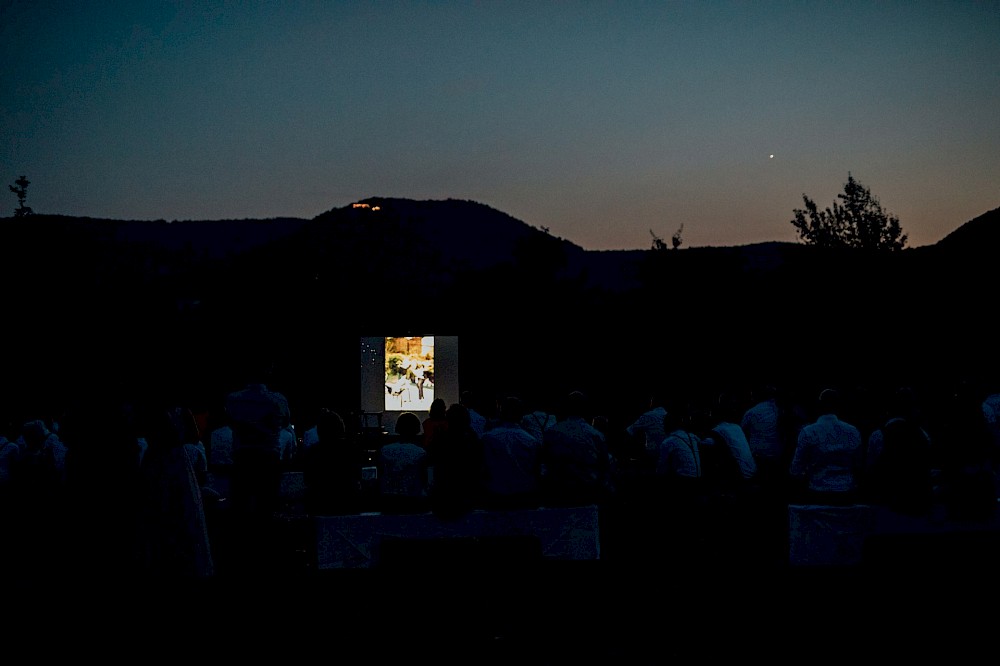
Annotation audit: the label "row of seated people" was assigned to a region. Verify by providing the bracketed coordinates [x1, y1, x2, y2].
[622, 382, 1000, 518]
[124, 376, 1000, 533]
[3, 369, 999, 581]
[8, 374, 994, 525]
[203, 391, 618, 520]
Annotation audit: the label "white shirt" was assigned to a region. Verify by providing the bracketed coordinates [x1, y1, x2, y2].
[741, 398, 783, 461]
[378, 441, 429, 498]
[542, 416, 611, 494]
[225, 383, 291, 455]
[983, 393, 1000, 424]
[184, 441, 209, 477]
[626, 406, 668, 455]
[521, 410, 557, 444]
[481, 423, 541, 497]
[790, 413, 863, 493]
[209, 426, 234, 466]
[467, 408, 487, 438]
[0, 438, 20, 486]
[983, 393, 1000, 447]
[302, 426, 320, 449]
[711, 421, 758, 479]
[656, 429, 701, 478]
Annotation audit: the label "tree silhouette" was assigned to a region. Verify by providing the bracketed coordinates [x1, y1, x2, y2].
[649, 229, 668, 251]
[9, 175, 33, 217]
[791, 173, 906, 251]
[671, 224, 684, 250]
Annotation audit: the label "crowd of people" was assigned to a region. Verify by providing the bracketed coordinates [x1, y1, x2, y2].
[2, 363, 1000, 588]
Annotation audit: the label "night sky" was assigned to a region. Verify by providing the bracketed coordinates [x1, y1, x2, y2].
[3, 1, 998, 250]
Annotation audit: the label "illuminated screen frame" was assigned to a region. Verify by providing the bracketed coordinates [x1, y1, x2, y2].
[360, 335, 459, 423]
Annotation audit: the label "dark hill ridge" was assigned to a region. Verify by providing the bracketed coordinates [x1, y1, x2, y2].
[0, 199, 995, 308]
[0, 198, 995, 328]
[936, 205, 1000, 253]
[312, 197, 587, 274]
[304, 198, 829, 293]
[0, 213, 312, 260]
[3, 198, 993, 274]
[0, 199, 997, 418]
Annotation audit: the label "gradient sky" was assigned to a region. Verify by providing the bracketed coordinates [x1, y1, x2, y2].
[2, 1, 998, 250]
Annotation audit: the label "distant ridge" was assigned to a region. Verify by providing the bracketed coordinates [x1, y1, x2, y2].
[1, 198, 999, 419]
[312, 196, 585, 273]
[3, 198, 997, 257]
[2, 198, 998, 298]
[935, 206, 1000, 253]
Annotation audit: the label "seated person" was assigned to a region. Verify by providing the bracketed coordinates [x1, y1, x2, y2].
[377, 412, 429, 513]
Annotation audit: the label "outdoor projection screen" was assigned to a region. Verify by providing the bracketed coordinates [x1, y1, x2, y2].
[360, 336, 459, 417]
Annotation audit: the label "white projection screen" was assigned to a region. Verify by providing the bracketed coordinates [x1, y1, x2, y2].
[360, 335, 459, 430]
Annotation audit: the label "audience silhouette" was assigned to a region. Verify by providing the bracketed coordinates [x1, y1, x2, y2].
[520, 394, 557, 445]
[540, 390, 614, 508]
[223, 360, 293, 576]
[480, 395, 542, 510]
[624, 388, 670, 470]
[134, 403, 214, 581]
[428, 402, 486, 520]
[377, 411, 430, 514]
[933, 377, 998, 522]
[741, 384, 784, 474]
[788, 388, 865, 505]
[7, 418, 67, 583]
[422, 397, 450, 458]
[227, 382, 289, 516]
[7, 357, 1000, 663]
[301, 408, 363, 515]
[460, 389, 489, 437]
[863, 386, 935, 517]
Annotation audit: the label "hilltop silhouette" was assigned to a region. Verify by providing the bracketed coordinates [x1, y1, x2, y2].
[0, 199, 997, 421]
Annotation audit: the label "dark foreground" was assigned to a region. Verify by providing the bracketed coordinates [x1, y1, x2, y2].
[8, 535, 998, 663]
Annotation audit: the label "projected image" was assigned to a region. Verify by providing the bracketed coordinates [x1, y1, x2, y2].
[385, 336, 435, 412]
[360, 335, 457, 420]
